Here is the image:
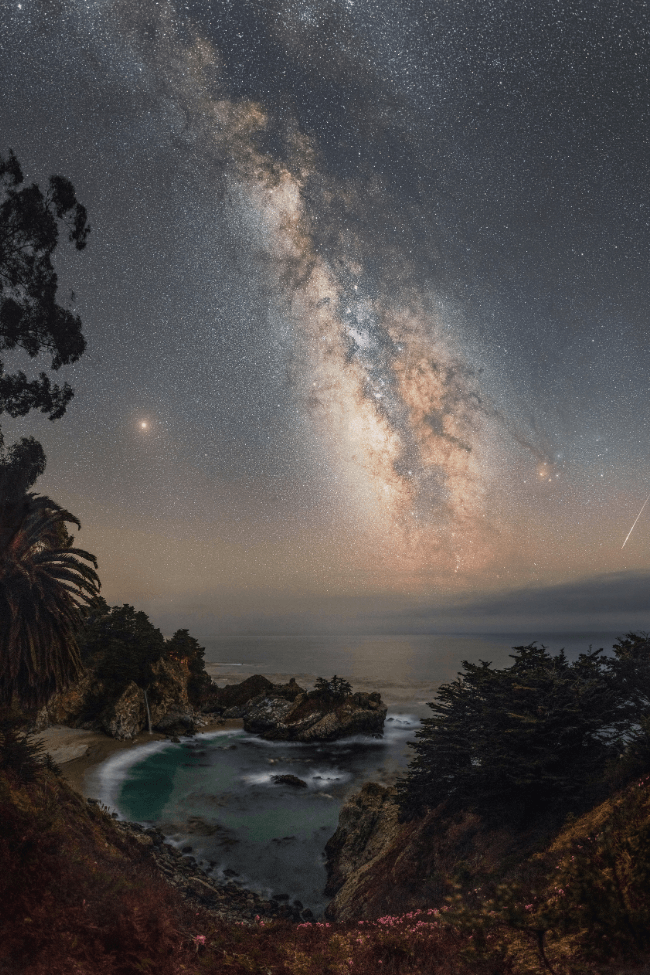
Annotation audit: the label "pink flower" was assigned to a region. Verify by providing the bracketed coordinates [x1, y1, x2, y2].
[193, 935, 206, 946]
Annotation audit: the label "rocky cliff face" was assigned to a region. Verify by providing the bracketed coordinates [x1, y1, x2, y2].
[323, 782, 401, 920]
[323, 783, 520, 922]
[34, 656, 205, 740]
[35, 668, 387, 744]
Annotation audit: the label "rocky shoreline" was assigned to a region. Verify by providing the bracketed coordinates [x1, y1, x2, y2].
[41, 667, 392, 924]
[107, 808, 315, 924]
[36, 666, 388, 745]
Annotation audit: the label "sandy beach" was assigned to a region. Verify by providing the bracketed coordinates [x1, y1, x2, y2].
[37, 719, 244, 798]
[37, 669, 427, 801]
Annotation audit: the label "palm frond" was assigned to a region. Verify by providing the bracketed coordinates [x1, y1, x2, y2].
[0, 492, 100, 708]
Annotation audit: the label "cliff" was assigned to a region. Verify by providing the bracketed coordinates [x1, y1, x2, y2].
[323, 783, 544, 922]
[33, 655, 207, 740]
[33, 667, 387, 744]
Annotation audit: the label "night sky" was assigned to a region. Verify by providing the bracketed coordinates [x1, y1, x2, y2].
[1, 0, 649, 635]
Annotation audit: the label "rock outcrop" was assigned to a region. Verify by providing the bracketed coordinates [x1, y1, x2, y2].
[35, 667, 386, 744]
[323, 782, 401, 919]
[272, 774, 308, 788]
[324, 781, 526, 922]
[209, 675, 278, 717]
[34, 656, 207, 740]
[207, 676, 387, 742]
[243, 688, 387, 742]
[99, 681, 146, 739]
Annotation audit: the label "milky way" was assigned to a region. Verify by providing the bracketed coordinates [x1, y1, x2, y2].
[1, 0, 649, 632]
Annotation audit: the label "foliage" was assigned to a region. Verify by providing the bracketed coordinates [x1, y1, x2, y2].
[440, 773, 650, 972]
[79, 601, 167, 689]
[314, 675, 353, 701]
[0, 151, 95, 712]
[0, 707, 46, 781]
[603, 632, 650, 779]
[0, 493, 100, 708]
[0, 767, 198, 975]
[540, 777, 650, 958]
[395, 643, 621, 822]
[78, 606, 213, 711]
[0, 148, 90, 428]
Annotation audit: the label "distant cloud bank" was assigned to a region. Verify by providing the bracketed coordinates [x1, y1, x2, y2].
[138, 570, 650, 638]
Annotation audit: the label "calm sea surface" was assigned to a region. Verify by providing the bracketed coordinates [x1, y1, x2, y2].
[92, 632, 620, 917]
[202, 632, 622, 712]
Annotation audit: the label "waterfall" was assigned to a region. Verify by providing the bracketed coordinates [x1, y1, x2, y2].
[143, 688, 152, 733]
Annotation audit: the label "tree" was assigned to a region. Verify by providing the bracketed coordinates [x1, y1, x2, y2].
[314, 675, 353, 701]
[0, 148, 90, 426]
[0, 151, 97, 711]
[395, 644, 619, 823]
[0, 494, 100, 709]
[0, 149, 91, 553]
[604, 632, 650, 779]
[79, 603, 167, 689]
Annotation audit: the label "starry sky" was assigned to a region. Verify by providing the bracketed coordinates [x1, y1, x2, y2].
[1, 0, 649, 636]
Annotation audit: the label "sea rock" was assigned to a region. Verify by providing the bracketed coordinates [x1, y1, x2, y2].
[242, 688, 387, 742]
[272, 774, 308, 788]
[208, 676, 306, 719]
[207, 675, 275, 715]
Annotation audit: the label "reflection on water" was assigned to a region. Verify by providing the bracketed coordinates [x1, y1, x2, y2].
[96, 715, 420, 917]
[203, 632, 621, 712]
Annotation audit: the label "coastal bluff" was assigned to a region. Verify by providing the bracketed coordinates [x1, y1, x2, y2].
[33, 655, 206, 740]
[209, 674, 387, 742]
[33, 666, 387, 744]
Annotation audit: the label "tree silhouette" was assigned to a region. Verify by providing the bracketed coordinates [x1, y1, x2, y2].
[0, 494, 100, 709]
[0, 151, 97, 711]
[0, 148, 90, 427]
[395, 643, 620, 823]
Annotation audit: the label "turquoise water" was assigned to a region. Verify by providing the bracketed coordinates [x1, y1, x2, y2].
[100, 632, 622, 916]
[98, 715, 420, 916]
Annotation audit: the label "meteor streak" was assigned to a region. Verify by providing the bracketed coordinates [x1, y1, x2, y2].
[622, 495, 650, 549]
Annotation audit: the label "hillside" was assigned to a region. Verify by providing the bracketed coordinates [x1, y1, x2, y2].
[2, 740, 650, 974]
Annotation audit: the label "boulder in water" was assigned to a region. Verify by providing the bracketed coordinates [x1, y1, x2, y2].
[272, 774, 308, 788]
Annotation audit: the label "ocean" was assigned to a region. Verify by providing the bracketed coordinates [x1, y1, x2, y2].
[202, 631, 622, 712]
[90, 632, 621, 917]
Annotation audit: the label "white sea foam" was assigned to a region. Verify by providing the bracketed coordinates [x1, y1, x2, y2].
[240, 768, 352, 788]
[90, 739, 172, 815]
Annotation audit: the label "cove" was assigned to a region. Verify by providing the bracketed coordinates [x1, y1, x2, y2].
[98, 714, 419, 916]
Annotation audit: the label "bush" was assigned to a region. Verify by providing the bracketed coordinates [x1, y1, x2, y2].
[314, 675, 353, 701]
